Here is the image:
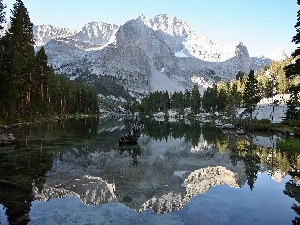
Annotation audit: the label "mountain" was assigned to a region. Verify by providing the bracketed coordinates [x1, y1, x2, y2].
[0, 14, 280, 94]
[34, 24, 77, 47]
[250, 47, 288, 71]
[269, 47, 288, 61]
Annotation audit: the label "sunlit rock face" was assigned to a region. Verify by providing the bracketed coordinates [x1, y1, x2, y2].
[71, 22, 119, 47]
[0, 14, 264, 94]
[33, 24, 78, 47]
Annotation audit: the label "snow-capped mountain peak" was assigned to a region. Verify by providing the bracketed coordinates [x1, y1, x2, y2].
[33, 24, 77, 47]
[72, 21, 119, 46]
[149, 14, 189, 37]
[1, 14, 280, 94]
[136, 14, 151, 27]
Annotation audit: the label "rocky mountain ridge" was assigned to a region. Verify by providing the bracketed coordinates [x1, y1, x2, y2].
[1, 14, 288, 94]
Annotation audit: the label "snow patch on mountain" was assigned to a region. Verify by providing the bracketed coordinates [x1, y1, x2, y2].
[1, 14, 284, 95]
[175, 49, 189, 57]
[71, 22, 119, 47]
[33, 24, 77, 47]
[269, 47, 288, 61]
[146, 14, 248, 63]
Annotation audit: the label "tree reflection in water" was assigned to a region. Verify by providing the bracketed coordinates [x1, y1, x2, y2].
[284, 179, 300, 224]
[1, 118, 300, 224]
[283, 151, 300, 225]
[119, 144, 143, 166]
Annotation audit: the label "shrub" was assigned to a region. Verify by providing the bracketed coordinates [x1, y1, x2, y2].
[277, 139, 300, 151]
[281, 120, 300, 127]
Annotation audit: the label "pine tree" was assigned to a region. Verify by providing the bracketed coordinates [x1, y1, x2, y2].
[191, 84, 201, 115]
[228, 81, 240, 123]
[1, 0, 35, 117]
[0, 0, 6, 29]
[184, 89, 191, 108]
[284, 0, 300, 120]
[216, 80, 229, 111]
[243, 70, 261, 127]
[171, 91, 184, 115]
[35, 46, 51, 100]
[202, 84, 217, 112]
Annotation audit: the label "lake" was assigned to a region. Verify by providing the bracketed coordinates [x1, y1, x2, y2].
[0, 117, 299, 225]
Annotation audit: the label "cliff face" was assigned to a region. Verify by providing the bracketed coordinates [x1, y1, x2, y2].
[0, 14, 273, 93]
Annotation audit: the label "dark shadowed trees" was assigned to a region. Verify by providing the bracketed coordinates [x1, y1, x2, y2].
[0, 0, 5, 29]
[284, 0, 300, 120]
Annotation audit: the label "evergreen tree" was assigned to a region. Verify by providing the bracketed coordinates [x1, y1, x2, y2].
[163, 91, 170, 112]
[191, 84, 201, 115]
[228, 81, 241, 123]
[0, 1, 99, 120]
[243, 70, 261, 127]
[1, 0, 35, 116]
[35, 46, 51, 100]
[202, 84, 218, 112]
[284, 0, 300, 120]
[184, 89, 191, 108]
[216, 80, 229, 111]
[236, 71, 247, 81]
[0, 0, 5, 29]
[171, 91, 184, 115]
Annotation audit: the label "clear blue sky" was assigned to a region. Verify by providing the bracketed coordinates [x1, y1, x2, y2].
[3, 0, 299, 57]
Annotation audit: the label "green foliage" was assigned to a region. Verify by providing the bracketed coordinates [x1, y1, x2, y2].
[281, 119, 300, 127]
[138, 86, 202, 119]
[286, 93, 300, 120]
[277, 139, 300, 152]
[216, 80, 229, 111]
[236, 71, 247, 80]
[202, 84, 217, 112]
[77, 74, 131, 99]
[243, 70, 261, 124]
[191, 84, 201, 114]
[0, 0, 35, 117]
[184, 89, 191, 108]
[0, 1, 98, 122]
[139, 90, 171, 115]
[249, 119, 271, 130]
[0, 0, 5, 29]
[171, 91, 184, 113]
[284, 1, 300, 120]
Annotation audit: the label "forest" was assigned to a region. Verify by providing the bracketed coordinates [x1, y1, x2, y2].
[136, 57, 300, 122]
[0, 0, 99, 124]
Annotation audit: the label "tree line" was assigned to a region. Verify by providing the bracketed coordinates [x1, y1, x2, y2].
[136, 59, 299, 121]
[0, 0, 99, 122]
[137, 84, 201, 117]
[134, 0, 300, 122]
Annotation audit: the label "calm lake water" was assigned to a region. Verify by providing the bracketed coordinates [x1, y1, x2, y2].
[0, 117, 299, 225]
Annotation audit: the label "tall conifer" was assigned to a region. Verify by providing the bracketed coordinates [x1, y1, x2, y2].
[243, 70, 261, 127]
[0, 0, 5, 29]
[191, 84, 201, 115]
[35, 46, 51, 100]
[4, 0, 35, 115]
[284, 0, 300, 120]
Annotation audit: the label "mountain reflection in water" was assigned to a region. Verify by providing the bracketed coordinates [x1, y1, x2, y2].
[0, 118, 299, 225]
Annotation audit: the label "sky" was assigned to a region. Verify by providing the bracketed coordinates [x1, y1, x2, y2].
[3, 0, 299, 57]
